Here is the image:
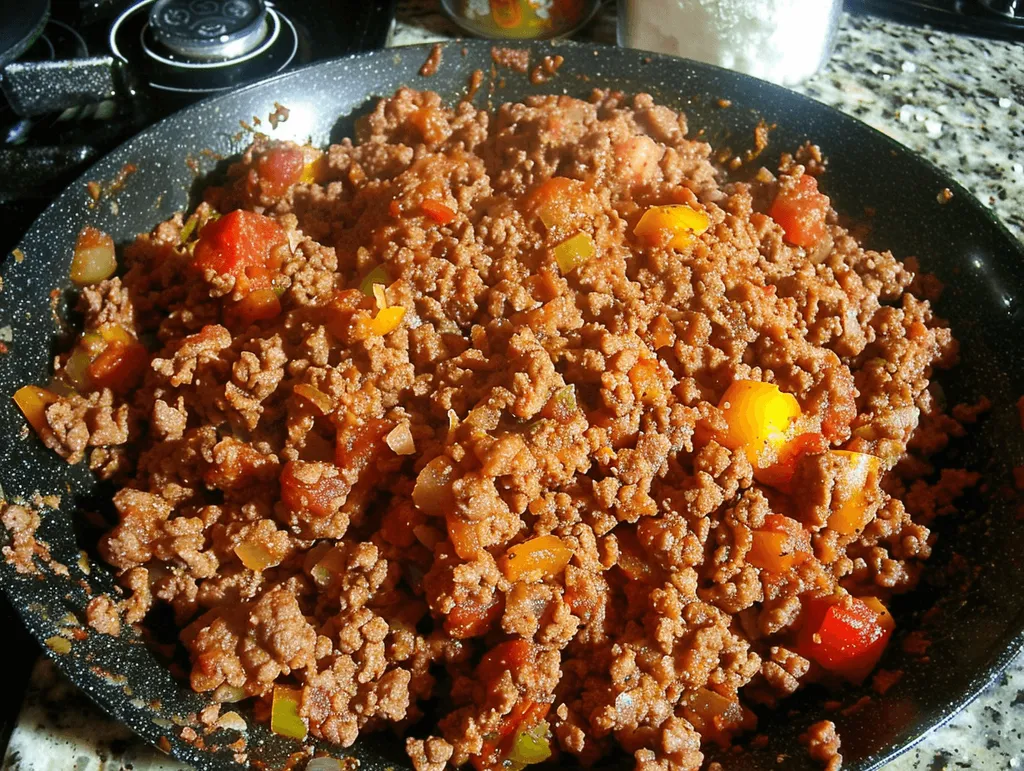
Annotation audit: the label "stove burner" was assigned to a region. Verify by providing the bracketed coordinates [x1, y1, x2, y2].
[978, 0, 1022, 16]
[111, 0, 297, 94]
[0, 0, 50, 66]
[148, 0, 269, 62]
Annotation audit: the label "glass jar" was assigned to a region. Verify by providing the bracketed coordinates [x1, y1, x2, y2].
[441, 0, 602, 40]
[617, 0, 843, 86]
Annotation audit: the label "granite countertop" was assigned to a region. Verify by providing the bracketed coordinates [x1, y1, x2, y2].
[3, 3, 1022, 771]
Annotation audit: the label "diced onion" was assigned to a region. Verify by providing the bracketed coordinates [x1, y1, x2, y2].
[70, 226, 117, 286]
[234, 541, 279, 571]
[215, 711, 248, 732]
[293, 384, 333, 415]
[385, 421, 416, 455]
[213, 684, 247, 703]
[306, 759, 345, 771]
[413, 456, 456, 517]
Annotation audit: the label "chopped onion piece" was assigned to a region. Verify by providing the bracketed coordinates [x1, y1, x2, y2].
[213, 684, 247, 703]
[385, 421, 416, 455]
[70, 226, 117, 286]
[306, 759, 345, 771]
[215, 711, 248, 732]
[413, 455, 456, 516]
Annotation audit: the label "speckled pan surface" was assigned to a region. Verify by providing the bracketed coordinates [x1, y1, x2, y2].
[1, 40, 1023, 771]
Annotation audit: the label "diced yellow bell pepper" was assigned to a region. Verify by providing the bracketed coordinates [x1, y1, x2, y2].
[718, 380, 801, 463]
[369, 305, 405, 336]
[827, 451, 883, 534]
[271, 685, 307, 740]
[501, 534, 573, 582]
[553, 232, 595, 274]
[233, 541, 279, 572]
[13, 385, 59, 438]
[298, 154, 327, 185]
[633, 204, 709, 250]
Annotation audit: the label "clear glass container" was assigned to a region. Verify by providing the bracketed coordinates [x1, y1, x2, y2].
[617, 0, 843, 86]
[441, 0, 602, 40]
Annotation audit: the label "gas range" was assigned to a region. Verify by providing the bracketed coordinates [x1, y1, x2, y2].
[846, 0, 1024, 39]
[0, 0, 395, 252]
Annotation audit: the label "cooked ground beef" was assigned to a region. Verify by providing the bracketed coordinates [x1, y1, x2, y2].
[21, 87, 981, 771]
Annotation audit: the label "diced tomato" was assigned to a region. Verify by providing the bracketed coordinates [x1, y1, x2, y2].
[333, 418, 394, 513]
[747, 513, 812, 573]
[279, 460, 348, 518]
[420, 199, 456, 225]
[754, 431, 828, 491]
[86, 340, 149, 393]
[256, 147, 305, 197]
[334, 418, 392, 483]
[769, 174, 830, 248]
[472, 699, 550, 771]
[797, 595, 895, 682]
[524, 177, 588, 232]
[192, 210, 287, 292]
[224, 287, 282, 329]
[445, 595, 504, 639]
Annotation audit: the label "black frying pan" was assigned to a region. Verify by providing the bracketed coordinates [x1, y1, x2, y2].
[1, 40, 1023, 771]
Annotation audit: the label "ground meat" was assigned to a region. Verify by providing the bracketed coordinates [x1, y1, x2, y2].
[86, 595, 122, 637]
[1, 503, 48, 575]
[802, 719, 842, 771]
[407, 736, 454, 771]
[22, 88, 977, 771]
[491, 46, 530, 73]
[420, 43, 443, 77]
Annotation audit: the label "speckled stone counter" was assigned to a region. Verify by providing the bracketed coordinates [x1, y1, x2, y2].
[3, 4, 1022, 771]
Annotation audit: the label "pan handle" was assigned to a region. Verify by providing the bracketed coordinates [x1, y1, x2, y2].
[0, 56, 132, 117]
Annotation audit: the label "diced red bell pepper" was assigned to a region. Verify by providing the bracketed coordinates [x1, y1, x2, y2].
[86, 340, 150, 393]
[420, 199, 457, 225]
[192, 209, 287, 292]
[445, 595, 503, 639]
[769, 174, 830, 248]
[797, 595, 895, 682]
[476, 639, 534, 686]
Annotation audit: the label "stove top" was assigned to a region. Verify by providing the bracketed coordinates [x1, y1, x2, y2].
[847, 0, 1024, 39]
[0, 0, 395, 252]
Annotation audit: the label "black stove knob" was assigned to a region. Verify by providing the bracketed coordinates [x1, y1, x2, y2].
[147, 0, 269, 62]
[978, 0, 1021, 16]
